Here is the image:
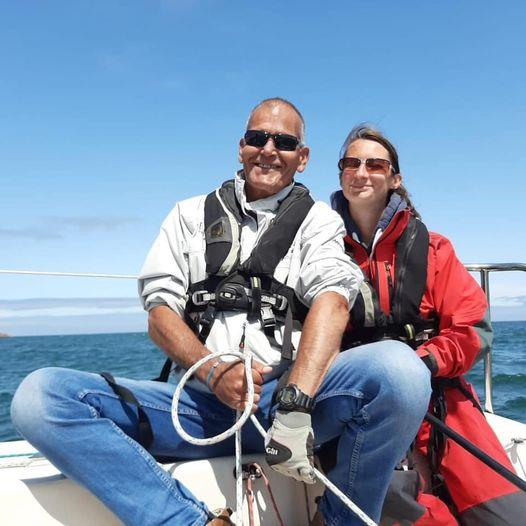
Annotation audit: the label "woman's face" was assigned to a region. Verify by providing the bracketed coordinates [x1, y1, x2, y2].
[340, 139, 401, 209]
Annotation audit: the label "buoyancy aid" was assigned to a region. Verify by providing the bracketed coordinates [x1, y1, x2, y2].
[342, 215, 438, 352]
[181, 179, 314, 362]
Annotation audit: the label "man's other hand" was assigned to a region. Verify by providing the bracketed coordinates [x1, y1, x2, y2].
[264, 410, 316, 484]
[210, 359, 272, 412]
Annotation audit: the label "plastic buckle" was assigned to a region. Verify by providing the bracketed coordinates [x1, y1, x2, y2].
[191, 290, 213, 306]
[273, 294, 288, 311]
[215, 282, 250, 310]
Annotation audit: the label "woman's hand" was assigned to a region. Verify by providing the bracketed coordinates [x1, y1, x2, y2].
[210, 359, 272, 412]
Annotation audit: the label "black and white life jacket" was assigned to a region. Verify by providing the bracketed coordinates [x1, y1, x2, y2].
[156, 179, 315, 381]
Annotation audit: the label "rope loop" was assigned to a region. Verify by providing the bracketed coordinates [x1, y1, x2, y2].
[171, 350, 255, 446]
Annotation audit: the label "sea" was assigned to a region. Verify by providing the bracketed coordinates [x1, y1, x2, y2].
[1, 321, 525, 442]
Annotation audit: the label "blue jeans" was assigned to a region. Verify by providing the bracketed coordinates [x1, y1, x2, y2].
[11, 340, 431, 526]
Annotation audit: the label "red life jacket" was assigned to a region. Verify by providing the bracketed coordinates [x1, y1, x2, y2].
[344, 209, 526, 526]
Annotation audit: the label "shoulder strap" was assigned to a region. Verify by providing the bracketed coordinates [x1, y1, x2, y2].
[241, 184, 314, 276]
[204, 180, 243, 276]
[204, 180, 314, 278]
[391, 216, 429, 325]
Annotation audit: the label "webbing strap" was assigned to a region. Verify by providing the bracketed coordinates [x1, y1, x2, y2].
[248, 277, 262, 323]
[155, 358, 173, 383]
[100, 372, 154, 450]
[281, 306, 294, 361]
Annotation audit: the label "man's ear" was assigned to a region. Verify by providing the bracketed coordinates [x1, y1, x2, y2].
[238, 138, 245, 163]
[295, 146, 310, 174]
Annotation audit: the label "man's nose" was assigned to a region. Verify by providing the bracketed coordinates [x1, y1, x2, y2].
[262, 137, 277, 155]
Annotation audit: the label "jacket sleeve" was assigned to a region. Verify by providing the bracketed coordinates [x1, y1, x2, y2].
[137, 199, 201, 317]
[296, 202, 363, 308]
[416, 234, 493, 377]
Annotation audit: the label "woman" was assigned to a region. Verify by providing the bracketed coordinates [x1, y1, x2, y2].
[330, 125, 525, 525]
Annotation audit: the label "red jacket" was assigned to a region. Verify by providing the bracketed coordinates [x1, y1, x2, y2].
[344, 208, 524, 525]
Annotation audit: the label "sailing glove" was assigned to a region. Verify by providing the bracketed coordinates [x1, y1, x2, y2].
[264, 410, 316, 484]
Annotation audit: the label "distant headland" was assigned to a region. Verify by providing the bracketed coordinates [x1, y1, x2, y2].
[0, 333, 9, 338]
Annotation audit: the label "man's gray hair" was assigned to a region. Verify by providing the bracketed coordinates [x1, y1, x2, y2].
[246, 97, 306, 144]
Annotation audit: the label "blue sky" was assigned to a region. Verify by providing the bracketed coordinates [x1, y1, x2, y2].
[1, 1, 525, 335]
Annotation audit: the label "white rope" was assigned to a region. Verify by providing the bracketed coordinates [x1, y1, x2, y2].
[171, 350, 254, 445]
[171, 350, 254, 524]
[248, 416, 377, 526]
[0, 269, 137, 279]
[171, 351, 377, 526]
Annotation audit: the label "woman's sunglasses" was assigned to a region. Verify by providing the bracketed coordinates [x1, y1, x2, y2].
[244, 129, 300, 152]
[338, 157, 394, 176]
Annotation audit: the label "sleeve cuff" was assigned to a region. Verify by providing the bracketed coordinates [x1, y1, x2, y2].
[420, 352, 439, 376]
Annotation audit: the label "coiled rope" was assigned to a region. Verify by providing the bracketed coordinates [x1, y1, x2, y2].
[171, 351, 377, 526]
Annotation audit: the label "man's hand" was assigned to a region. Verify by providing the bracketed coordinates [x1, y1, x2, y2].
[210, 359, 272, 412]
[264, 410, 316, 484]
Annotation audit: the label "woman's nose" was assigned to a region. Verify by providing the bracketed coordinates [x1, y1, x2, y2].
[354, 163, 368, 178]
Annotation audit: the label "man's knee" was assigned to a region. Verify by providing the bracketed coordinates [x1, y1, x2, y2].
[376, 340, 432, 414]
[11, 367, 74, 436]
[350, 340, 431, 411]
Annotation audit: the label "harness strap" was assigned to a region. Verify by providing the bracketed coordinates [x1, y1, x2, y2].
[248, 277, 262, 323]
[154, 358, 174, 383]
[281, 306, 294, 361]
[100, 372, 154, 450]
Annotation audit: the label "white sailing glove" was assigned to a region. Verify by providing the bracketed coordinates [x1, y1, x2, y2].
[264, 410, 316, 484]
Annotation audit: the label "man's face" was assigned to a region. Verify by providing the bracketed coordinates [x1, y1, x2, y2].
[238, 104, 309, 202]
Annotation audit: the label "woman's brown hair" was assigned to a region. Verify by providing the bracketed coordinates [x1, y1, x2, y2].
[339, 124, 420, 219]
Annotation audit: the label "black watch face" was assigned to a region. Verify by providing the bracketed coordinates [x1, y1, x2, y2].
[281, 386, 297, 405]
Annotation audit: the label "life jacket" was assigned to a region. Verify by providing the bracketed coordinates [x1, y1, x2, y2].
[154, 179, 314, 384]
[342, 215, 438, 350]
[185, 179, 314, 356]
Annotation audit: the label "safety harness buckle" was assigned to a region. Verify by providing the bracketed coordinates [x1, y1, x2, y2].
[191, 290, 215, 306]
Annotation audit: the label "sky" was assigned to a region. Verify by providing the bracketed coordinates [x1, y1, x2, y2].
[1, 1, 525, 335]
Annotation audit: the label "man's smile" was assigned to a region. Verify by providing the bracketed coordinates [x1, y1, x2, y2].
[255, 162, 281, 170]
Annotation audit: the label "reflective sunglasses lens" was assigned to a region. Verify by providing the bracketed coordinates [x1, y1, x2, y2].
[274, 134, 299, 151]
[244, 130, 268, 148]
[340, 157, 362, 170]
[366, 158, 391, 174]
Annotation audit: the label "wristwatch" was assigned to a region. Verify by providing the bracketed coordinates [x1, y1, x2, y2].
[276, 384, 316, 413]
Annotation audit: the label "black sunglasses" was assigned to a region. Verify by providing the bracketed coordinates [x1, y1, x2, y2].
[244, 129, 300, 152]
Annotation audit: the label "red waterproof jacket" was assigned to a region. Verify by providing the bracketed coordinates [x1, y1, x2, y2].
[343, 207, 525, 525]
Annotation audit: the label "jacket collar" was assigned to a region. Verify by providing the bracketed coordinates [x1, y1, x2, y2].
[330, 190, 408, 251]
[235, 170, 295, 216]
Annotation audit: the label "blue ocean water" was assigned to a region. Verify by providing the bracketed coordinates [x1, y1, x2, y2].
[1, 321, 525, 442]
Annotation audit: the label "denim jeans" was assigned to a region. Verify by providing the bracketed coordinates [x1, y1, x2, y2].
[11, 340, 431, 526]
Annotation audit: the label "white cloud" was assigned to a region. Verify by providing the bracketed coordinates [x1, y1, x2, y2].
[492, 296, 526, 308]
[0, 216, 141, 241]
[0, 298, 142, 319]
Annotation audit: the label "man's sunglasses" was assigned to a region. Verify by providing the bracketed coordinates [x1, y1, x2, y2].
[338, 157, 394, 175]
[244, 130, 300, 152]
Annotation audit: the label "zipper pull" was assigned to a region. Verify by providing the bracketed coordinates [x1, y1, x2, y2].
[385, 262, 393, 288]
[239, 322, 247, 351]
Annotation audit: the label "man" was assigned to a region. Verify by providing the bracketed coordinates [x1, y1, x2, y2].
[11, 98, 431, 525]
